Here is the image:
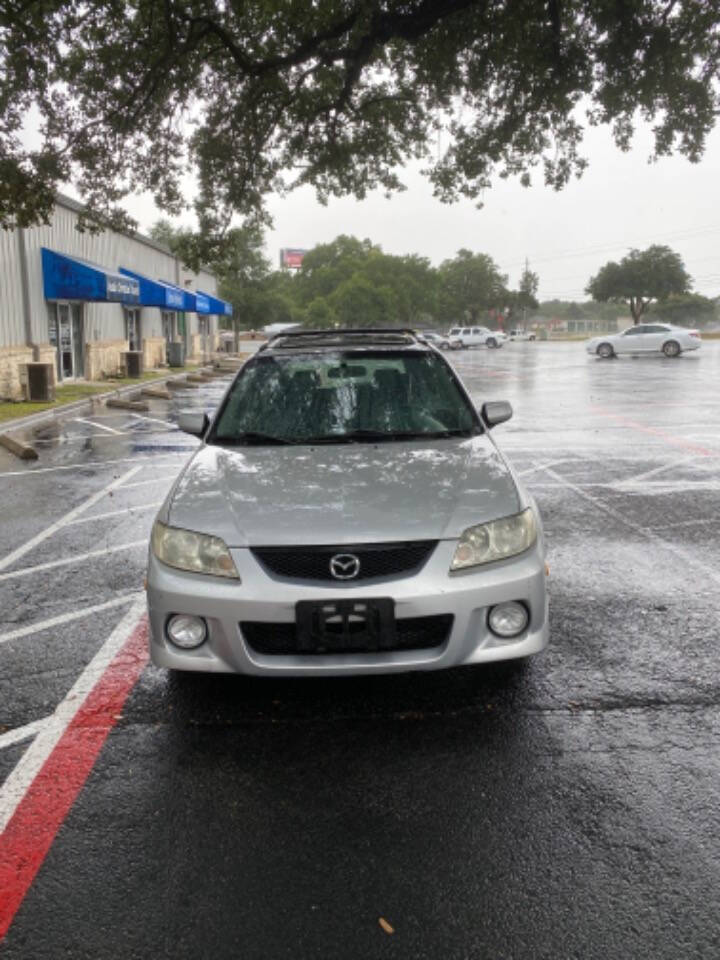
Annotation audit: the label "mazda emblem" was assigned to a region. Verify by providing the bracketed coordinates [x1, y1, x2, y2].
[329, 553, 361, 580]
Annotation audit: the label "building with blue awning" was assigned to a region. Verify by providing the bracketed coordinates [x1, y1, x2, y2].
[119, 268, 191, 311]
[190, 292, 211, 314]
[0, 194, 226, 398]
[42, 249, 140, 304]
[198, 291, 233, 317]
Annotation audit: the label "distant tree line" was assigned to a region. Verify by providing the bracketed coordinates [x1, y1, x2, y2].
[151, 223, 539, 334]
[150, 223, 718, 334]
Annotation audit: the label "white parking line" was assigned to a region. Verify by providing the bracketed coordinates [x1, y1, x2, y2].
[66, 502, 163, 526]
[129, 413, 178, 429]
[73, 418, 123, 435]
[540, 464, 720, 586]
[119, 477, 177, 489]
[616, 455, 699, 486]
[0, 466, 142, 572]
[0, 456, 188, 479]
[0, 597, 145, 834]
[0, 717, 51, 751]
[0, 541, 147, 583]
[517, 459, 583, 477]
[0, 593, 143, 646]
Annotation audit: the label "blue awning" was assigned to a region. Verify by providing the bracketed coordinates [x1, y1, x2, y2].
[42, 248, 140, 303]
[197, 290, 233, 317]
[119, 268, 192, 310]
[190, 292, 211, 314]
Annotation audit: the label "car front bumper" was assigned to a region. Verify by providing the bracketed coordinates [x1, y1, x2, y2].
[147, 538, 548, 676]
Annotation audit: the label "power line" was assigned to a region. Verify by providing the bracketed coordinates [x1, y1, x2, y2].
[499, 224, 720, 275]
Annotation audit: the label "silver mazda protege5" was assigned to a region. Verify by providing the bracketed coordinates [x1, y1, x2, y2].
[147, 329, 548, 675]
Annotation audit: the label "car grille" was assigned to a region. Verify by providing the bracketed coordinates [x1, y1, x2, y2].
[251, 541, 437, 582]
[241, 614, 454, 656]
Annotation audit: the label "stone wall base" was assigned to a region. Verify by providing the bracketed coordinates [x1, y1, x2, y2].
[85, 339, 129, 381]
[187, 333, 204, 362]
[143, 337, 166, 370]
[187, 333, 221, 362]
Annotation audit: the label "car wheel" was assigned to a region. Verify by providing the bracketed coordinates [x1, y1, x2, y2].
[487, 337, 497, 348]
[663, 339, 681, 357]
[440, 341, 449, 350]
[529, 335, 536, 341]
[597, 342, 615, 359]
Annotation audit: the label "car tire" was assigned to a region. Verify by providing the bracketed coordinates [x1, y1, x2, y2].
[597, 342, 615, 359]
[663, 339, 681, 358]
[440, 341, 449, 350]
[529, 335, 536, 341]
[487, 337, 497, 348]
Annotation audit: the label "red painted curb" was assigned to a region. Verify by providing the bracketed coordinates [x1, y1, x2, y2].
[0, 618, 149, 942]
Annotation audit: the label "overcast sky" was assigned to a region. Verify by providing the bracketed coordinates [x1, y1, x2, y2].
[123, 119, 720, 302]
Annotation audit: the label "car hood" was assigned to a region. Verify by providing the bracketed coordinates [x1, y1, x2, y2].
[165, 436, 521, 546]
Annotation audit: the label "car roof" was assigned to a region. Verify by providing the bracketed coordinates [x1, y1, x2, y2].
[260, 328, 434, 354]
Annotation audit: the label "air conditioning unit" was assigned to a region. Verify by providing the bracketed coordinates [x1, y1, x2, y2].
[24, 363, 55, 402]
[123, 351, 144, 378]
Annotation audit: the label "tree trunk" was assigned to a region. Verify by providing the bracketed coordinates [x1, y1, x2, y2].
[629, 297, 649, 324]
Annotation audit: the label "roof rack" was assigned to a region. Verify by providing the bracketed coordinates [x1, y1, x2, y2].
[260, 327, 425, 351]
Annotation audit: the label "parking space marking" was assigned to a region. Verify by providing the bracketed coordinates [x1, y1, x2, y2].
[0, 466, 141, 572]
[66, 501, 163, 526]
[0, 600, 148, 942]
[540, 464, 720, 586]
[0, 718, 51, 752]
[0, 593, 142, 646]
[72, 418, 124, 435]
[0, 541, 147, 583]
[518, 459, 584, 477]
[614, 455, 699, 486]
[591, 408, 719, 457]
[0, 455, 188, 479]
[119, 476, 178, 489]
[128, 413, 178, 429]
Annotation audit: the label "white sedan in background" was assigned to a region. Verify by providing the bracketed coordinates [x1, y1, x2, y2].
[586, 323, 701, 359]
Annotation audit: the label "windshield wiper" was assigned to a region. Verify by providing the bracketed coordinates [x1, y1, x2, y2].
[210, 431, 299, 446]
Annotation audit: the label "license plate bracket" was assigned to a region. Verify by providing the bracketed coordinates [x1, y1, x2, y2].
[295, 598, 396, 652]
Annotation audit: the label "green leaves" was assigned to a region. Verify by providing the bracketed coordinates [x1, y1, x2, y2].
[0, 0, 718, 234]
[586, 245, 693, 321]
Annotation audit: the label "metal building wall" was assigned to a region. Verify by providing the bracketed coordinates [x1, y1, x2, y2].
[0, 229, 27, 347]
[22, 201, 181, 344]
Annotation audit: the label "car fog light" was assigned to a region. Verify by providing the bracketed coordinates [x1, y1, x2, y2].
[166, 614, 207, 649]
[488, 602, 528, 639]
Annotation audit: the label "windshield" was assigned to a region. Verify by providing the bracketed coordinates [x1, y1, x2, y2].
[208, 350, 479, 445]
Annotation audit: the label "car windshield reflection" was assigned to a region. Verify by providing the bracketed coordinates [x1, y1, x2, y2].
[208, 350, 480, 446]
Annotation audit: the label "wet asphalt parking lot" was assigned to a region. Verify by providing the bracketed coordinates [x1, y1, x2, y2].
[1, 341, 719, 958]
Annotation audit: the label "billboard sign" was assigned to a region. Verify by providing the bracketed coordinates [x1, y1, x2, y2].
[280, 248, 309, 269]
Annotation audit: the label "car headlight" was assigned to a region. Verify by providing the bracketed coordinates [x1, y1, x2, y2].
[450, 508, 537, 571]
[151, 521, 239, 579]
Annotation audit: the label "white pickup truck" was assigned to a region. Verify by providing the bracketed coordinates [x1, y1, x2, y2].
[507, 329, 536, 341]
[447, 326, 507, 349]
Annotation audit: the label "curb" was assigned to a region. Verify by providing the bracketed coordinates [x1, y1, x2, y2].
[0, 370, 202, 436]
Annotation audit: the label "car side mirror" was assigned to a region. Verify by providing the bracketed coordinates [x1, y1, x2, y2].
[480, 401, 513, 428]
[178, 411, 209, 437]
